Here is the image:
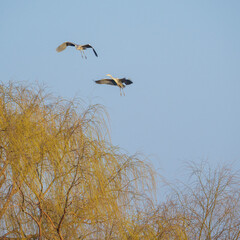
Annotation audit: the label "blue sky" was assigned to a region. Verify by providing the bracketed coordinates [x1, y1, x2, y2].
[1, 0, 240, 184]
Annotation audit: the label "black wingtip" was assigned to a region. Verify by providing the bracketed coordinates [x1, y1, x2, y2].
[93, 49, 98, 57]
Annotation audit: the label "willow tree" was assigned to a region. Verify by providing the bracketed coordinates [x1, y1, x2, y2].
[0, 82, 155, 240]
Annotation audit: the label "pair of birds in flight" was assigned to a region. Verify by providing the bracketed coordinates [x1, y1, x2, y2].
[56, 42, 133, 96]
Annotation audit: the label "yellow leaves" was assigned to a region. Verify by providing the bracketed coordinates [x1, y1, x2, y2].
[2, 82, 240, 239]
[0, 82, 157, 239]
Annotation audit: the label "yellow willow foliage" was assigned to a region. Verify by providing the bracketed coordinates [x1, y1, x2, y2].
[0, 82, 155, 240]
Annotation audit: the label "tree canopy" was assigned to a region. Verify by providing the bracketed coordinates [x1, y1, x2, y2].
[0, 82, 155, 239]
[0, 82, 240, 240]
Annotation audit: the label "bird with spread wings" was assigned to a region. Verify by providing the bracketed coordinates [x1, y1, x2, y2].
[56, 42, 98, 58]
[95, 74, 133, 96]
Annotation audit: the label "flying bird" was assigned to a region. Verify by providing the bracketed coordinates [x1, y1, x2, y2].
[95, 74, 133, 96]
[56, 42, 98, 58]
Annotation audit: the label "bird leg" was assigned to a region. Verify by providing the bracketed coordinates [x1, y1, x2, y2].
[80, 50, 84, 58]
[119, 88, 125, 96]
[82, 51, 87, 59]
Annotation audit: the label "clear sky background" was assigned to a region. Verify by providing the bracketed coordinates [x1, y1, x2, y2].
[1, 1, 240, 189]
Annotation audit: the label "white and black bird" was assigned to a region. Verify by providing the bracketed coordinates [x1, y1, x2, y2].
[95, 74, 133, 96]
[56, 42, 98, 58]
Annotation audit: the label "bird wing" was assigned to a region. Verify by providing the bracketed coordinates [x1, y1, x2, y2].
[95, 79, 117, 86]
[56, 42, 75, 52]
[120, 78, 133, 85]
[82, 44, 98, 57]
